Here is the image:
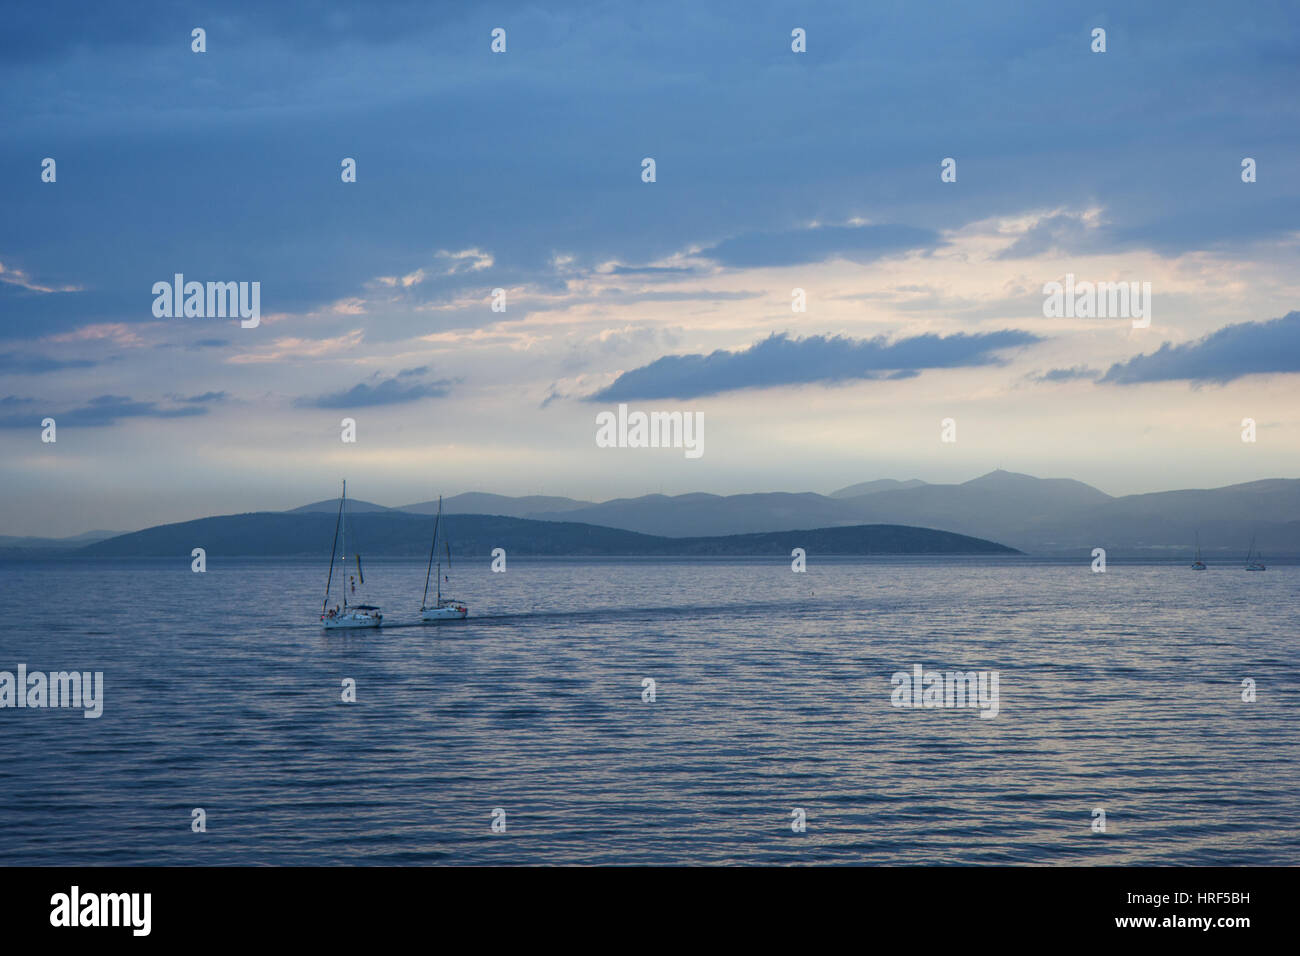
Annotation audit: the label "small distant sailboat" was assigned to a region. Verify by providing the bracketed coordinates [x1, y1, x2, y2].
[1245, 535, 1266, 572]
[320, 479, 382, 629]
[421, 495, 468, 622]
[1191, 532, 1207, 570]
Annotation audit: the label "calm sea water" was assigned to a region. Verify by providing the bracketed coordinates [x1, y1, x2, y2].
[1, 556, 1296, 865]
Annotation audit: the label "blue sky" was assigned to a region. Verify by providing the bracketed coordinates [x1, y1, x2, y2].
[2, 1, 1298, 535]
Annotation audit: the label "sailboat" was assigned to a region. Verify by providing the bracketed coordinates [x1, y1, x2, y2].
[320, 479, 383, 628]
[421, 495, 468, 622]
[1191, 532, 1207, 570]
[1245, 535, 1266, 571]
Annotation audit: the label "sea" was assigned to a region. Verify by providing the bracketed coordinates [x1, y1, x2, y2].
[1, 556, 1296, 865]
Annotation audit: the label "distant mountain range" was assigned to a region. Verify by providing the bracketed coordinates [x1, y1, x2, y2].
[74, 513, 1016, 558]
[285, 470, 1288, 555]
[828, 478, 928, 498]
[0, 530, 122, 550]
[428, 470, 1297, 555]
[290, 492, 592, 518]
[9, 470, 1299, 557]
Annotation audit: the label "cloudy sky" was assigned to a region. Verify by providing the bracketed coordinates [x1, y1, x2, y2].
[2, 0, 1298, 536]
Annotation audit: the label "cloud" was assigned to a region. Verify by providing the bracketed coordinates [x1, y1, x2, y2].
[0, 394, 208, 429]
[1034, 365, 1099, 383]
[995, 211, 1105, 260]
[592, 288, 761, 304]
[295, 368, 452, 408]
[700, 224, 943, 269]
[1100, 311, 1300, 385]
[327, 298, 367, 315]
[0, 352, 97, 374]
[0, 260, 82, 294]
[372, 250, 493, 292]
[588, 329, 1043, 400]
[435, 248, 494, 274]
[4, 0, 1299, 347]
[45, 323, 142, 346]
[227, 330, 365, 364]
[378, 269, 426, 288]
[177, 391, 227, 404]
[604, 265, 697, 277]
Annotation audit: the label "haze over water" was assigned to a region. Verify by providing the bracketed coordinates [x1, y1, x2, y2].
[2, 557, 1296, 865]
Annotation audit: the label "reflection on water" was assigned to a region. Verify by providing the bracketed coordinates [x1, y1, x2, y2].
[1, 557, 1297, 864]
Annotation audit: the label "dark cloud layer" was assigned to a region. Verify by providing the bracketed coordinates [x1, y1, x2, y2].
[1101, 311, 1300, 385]
[3, 1, 1296, 346]
[0, 394, 208, 429]
[589, 330, 1042, 400]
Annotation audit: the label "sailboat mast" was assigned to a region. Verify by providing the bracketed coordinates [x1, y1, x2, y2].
[324, 481, 344, 612]
[422, 495, 441, 609]
[341, 479, 347, 611]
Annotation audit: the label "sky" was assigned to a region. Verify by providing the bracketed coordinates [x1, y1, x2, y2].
[2, 0, 1299, 536]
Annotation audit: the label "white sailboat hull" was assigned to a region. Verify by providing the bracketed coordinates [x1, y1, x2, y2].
[319, 481, 383, 629]
[420, 494, 471, 622]
[421, 603, 468, 622]
[321, 610, 382, 629]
